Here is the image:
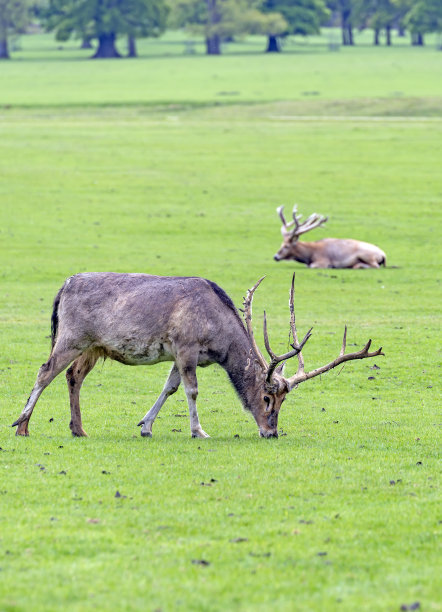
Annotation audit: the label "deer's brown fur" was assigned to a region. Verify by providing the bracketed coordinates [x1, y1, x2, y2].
[274, 206, 386, 269]
[12, 272, 383, 439]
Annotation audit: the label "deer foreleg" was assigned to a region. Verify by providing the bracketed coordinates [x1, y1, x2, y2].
[66, 351, 98, 437]
[12, 348, 81, 436]
[352, 262, 374, 269]
[309, 260, 331, 268]
[138, 364, 181, 437]
[179, 363, 209, 439]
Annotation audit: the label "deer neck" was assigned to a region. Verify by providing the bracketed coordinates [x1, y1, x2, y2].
[221, 334, 263, 413]
[291, 240, 317, 265]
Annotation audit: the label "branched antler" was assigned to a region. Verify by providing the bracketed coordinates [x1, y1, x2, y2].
[242, 273, 384, 388]
[243, 275, 312, 382]
[285, 273, 384, 390]
[278, 205, 328, 240]
[242, 276, 268, 370]
[263, 286, 312, 382]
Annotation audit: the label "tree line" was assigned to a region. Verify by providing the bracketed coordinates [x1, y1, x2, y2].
[0, 0, 441, 60]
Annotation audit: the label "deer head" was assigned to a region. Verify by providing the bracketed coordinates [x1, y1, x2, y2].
[242, 274, 383, 438]
[274, 205, 328, 261]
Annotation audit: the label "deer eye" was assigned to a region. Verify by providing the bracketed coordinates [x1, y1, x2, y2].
[263, 396, 270, 404]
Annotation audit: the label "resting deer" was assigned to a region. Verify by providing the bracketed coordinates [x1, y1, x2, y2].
[274, 205, 386, 269]
[12, 272, 383, 439]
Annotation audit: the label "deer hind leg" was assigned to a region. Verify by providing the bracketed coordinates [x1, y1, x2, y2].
[138, 364, 182, 437]
[66, 350, 99, 437]
[12, 348, 81, 436]
[177, 361, 209, 439]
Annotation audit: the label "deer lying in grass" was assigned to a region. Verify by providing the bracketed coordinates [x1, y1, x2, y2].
[12, 272, 383, 439]
[274, 205, 386, 269]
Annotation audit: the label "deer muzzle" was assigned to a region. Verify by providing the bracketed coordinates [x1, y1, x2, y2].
[259, 428, 279, 438]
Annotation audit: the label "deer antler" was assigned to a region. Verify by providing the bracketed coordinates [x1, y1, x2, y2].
[277, 205, 328, 239]
[284, 273, 384, 390]
[243, 277, 269, 370]
[243, 275, 312, 382]
[263, 307, 312, 382]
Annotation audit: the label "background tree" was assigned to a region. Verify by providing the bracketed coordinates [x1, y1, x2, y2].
[44, 0, 168, 58]
[167, 0, 282, 55]
[404, 0, 442, 47]
[261, 0, 329, 51]
[0, 0, 31, 59]
[371, 0, 398, 45]
[245, 8, 288, 52]
[390, 0, 412, 36]
[326, 0, 354, 45]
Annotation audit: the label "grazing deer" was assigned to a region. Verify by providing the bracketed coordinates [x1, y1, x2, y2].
[274, 205, 386, 269]
[12, 272, 383, 439]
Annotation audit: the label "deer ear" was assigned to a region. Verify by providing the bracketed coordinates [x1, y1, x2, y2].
[281, 227, 290, 238]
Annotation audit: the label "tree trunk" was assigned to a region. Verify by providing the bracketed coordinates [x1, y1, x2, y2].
[374, 29, 380, 46]
[411, 32, 424, 46]
[205, 34, 220, 55]
[128, 35, 137, 57]
[81, 37, 93, 49]
[386, 26, 391, 46]
[0, 35, 9, 59]
[266, 35, 281, 52]
[206, 0, 221, 55]
[341, 9, 353, 46]
[92, 32, 121, 58]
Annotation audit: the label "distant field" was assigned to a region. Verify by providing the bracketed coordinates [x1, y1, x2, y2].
[1, 31, 442, 109]
[0, 34, 441, 612]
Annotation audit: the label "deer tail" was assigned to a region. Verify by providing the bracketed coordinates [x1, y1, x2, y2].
[51, 281, 68, 350]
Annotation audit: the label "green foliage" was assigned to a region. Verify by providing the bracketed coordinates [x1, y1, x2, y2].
[358, 0, 397, 30]
[167, 0, 286, 40]
[262, 0, 330, 36]
[44, 0, 168, 46]
[0, 36, 441, 611]
[0, 0, 31, 58]
[404, 0, 442, 35]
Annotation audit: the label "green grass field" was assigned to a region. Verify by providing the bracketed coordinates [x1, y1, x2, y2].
[0, 32, 441, 612]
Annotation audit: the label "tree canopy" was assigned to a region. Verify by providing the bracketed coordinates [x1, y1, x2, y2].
[167, 0, 286, 54]
[3, 0, 442, 59]
[0, 0, 30, 59]
[167, 0, 328, 53]
[262, 0, 329, 51]
[45, 0, 169, 58]
[405, 0, 442, 42]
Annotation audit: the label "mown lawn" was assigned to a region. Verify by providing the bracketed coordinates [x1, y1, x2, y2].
[0, 35, 441, 611]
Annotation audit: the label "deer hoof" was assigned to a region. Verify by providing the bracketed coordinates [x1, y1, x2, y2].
[14, 421, 30, 436]
[71, 429, 88, 437]
[191, 429, 210, 439]
[16, 428, 29, 437]
[140, 422, 153, 437]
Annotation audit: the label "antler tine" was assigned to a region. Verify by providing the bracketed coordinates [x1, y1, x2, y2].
[243, 276, 268, 370]
[277, 205, 288, 229]
[278, 205, 297, 237]
[288, 272, 312, 378]
[264, 273, 312, 382]
[286, 322, 384, 390]
[340, 326, 347, 357]
[291, 204, 302, 231]
[293, 212, 328, 237]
